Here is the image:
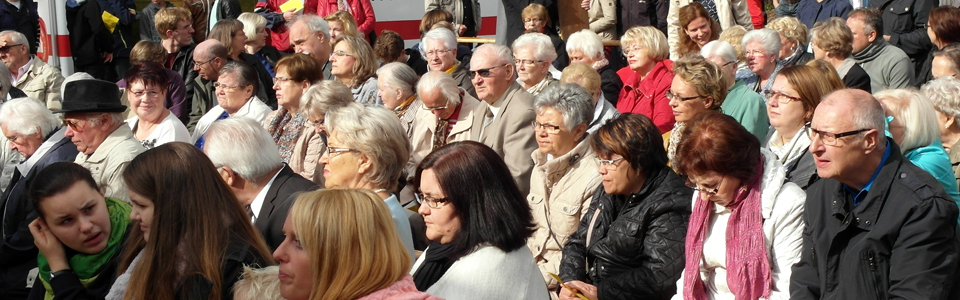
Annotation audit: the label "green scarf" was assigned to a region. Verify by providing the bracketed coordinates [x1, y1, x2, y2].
[37, 197, 131, 299]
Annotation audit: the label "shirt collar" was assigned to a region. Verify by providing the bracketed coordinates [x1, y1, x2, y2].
[13, 56, 33, 83]
[844, 140, 892, 206]
[249, 168, 283, 223]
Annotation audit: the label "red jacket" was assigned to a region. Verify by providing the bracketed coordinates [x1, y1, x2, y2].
[616, 60, 676, 134]
[256, 0, 320, 52]
[316, 0, 376, 37]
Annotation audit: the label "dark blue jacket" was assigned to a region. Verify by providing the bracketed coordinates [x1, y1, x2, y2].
[795, 0, 851, 31]
[0, 0, 38, 54]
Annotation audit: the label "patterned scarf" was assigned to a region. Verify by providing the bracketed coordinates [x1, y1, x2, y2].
[683, 157, 770, 300]
[265, 109, 307, 163]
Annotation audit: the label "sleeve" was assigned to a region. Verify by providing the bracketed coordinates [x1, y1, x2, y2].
[165, 73, 189, 124]
[655, 0, 669, 34]
[650, 77, 676, 134]
[886, 195, 960, 298]
[139, 10, 152, 41]
[887, 0, 935, 58]
[887, 54, 915, 89]
[789, 190, 821, 300]
[425, 0, 439, 12]
[502, 107, 538, 196]
[223, 0, 242, 19]
[187, 82, 207, 132]
[45, 270, 103, 300]
[255, 0, 286, 30]
[298, 132, 323, 180]
[46, 72, 64, 111]
[767, 185, 805, 299]
[588, 0, 617, 34]
[87, 3, 114, 55]
[355, 0, 377, 35]
[559, 188, 603, 282]
[666, 0, 681, 60]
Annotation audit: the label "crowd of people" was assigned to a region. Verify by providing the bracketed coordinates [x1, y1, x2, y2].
[2, 0, 960, 299]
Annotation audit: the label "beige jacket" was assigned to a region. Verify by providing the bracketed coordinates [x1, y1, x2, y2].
[587, 0, 617, 40]
[289, 125, 324, 181]
[526, 138, 601, 291]
[470, 83, 538, 196]
[74, 125, 146, 203]
[667, 0, 752, 60]
[14, 57, 65, 110]
[408, 92, 482, 175]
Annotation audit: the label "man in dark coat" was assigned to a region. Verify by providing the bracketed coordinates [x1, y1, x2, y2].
[791, 89, 960, 299]
[869, 0, 935, 79]
[0, 0, 38, 54]
[65, 0, 115, 81]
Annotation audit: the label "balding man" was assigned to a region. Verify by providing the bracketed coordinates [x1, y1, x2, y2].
[0, 30, 63, 110]
[287, 14, 333, 79]
[791, 89, 960, 299]
[468, 44, 537, 195]
[188, 39, 229, 131]
[409, 71, 483, 174]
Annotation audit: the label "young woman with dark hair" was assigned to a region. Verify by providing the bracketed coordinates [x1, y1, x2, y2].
[26, 162, 131, 300]
[411, 141, 548, 299]
[108, 142, 273, 300]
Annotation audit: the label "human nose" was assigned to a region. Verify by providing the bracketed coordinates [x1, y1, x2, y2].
[318, 149, 330, 164]
[418, 202, 430, 215]
[78, 215, 95, 233]
[273, 241, 289, 263]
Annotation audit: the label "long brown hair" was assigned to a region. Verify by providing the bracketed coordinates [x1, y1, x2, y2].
[678, 2, 720, 57]
[118, 142, 274, 300]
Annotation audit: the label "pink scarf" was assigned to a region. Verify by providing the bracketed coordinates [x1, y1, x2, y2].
[683, 157, 770, 300]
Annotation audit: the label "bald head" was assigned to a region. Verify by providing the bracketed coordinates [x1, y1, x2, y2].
[196, 39, 228, 61]
[820, 89, 886, 134]
[194, 40, 229, 81]
[810, 89, 887, 188]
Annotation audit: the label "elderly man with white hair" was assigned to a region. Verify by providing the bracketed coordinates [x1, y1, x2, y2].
[513, 32, 559, 95]
[702, 40, 768, 139]
[421, 27, 476, 98]
[377, 62, 422, 137]
[0, 98, 79, 298]
[203, 116, 318, 250]
[565, 29, 622, 104]
[287, 14, 333, 79]
[0, 31, 64, 110]
[409, 71, 483, 174]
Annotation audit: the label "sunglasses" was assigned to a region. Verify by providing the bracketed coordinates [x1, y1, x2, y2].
[467, 64, 509, 78]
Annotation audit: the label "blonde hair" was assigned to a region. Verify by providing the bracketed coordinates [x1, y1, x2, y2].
[299, 80, 354, 120]
[874, 89, 941, 153]
[673, 55, 726, 109]
[767, 16, 808, 45]
[560, 63, 601, 97]
[620, 26, 669, 61]
[154, 7, 192, 36]
[811, 17, 854, 59]
[521, 3, 551, 27]
[719, 25, 748, 62]
[324, 11, 361, 39]
[129, 40, 165, 64]
[325, 103, 411, 191]
[332, 35, 378, 88]
[233, 266, 284, 300]
[291, 189, 412, 300]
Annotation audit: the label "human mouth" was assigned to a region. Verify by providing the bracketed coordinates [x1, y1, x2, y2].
[84, 232, 103, 246]
[278, 269, 292, 281]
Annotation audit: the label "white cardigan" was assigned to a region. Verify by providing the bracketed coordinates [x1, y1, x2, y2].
[410, 245, 549, 300]
[671, 149, 806, 300]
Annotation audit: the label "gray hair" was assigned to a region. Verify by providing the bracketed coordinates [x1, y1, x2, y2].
[821, 90, 886, 138]
[512, 32, 557, 63]
[238, 12, 266, 42]
[220, 61, 258, 96]
[300, 80, 354, 118]
[0, 60, 10, 100]
[565, 29, 604, 61]
[742, 28, 782, 57]
[0, 97, 61, 137]
[376, 62, 418, 95]
[474, 43, 514, 67]
[534, 83, 593, 131]
[87, 112, 126, 128]
[0, 30, 28, 47]
[325, 103, 410, 191]
[417, 71, 462, 106]
[700, 40, 738, 64]
[295, 14, 330, 38]
[874, 89, 940, 153]
[420, 28, 457, 54]
[204, 116, 282, 182]
[921, 76, 960, 120]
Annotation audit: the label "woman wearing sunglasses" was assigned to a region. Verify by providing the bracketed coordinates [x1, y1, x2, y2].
[672, 111, 805, 300]
[557, 113, 692, 300]
[764, 64, 843, 190]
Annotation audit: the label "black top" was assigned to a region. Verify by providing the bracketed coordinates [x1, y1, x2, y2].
[843, 63, 872, 93]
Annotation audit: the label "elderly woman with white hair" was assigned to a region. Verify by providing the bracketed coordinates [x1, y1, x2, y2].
[513, 33, 559, 95]
[701, 40, 769, 139]
[617, 26, 676, 134]
[875, 89, 960, 217]
[0, 97, 79, 298]
[527, 83, 602, 292]
[318, 102, 415, 258]
[192, 61, 273, 149]
[420, 28, 476, 98]
[238, 12, 283, 78]
[565, 30, 622, 105]
[377, 62, 422, 137]
[921, 77, 960, 192]
[737, 29, 783, 99]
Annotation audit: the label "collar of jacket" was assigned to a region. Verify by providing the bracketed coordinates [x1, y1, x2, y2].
[612, 166, 674, 208]
[829, 141, 903, 231]
[531, 136, 595, 182]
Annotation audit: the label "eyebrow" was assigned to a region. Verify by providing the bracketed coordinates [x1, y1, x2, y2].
[52, 199, 96, 223]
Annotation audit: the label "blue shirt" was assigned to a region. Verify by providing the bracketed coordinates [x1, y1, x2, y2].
[844, 140, 892, 206]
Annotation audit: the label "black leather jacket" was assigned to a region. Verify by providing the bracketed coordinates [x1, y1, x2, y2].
[560, 167, 692, 300]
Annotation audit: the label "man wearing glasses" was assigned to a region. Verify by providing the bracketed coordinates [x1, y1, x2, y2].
[187, 40, 229, 131]
[421, 27, 477, 98]
[791, 89, 960, 299]
[0, 30, 63, 110]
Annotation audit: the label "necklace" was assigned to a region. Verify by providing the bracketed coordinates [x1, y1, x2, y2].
[372, 188, 388, 194]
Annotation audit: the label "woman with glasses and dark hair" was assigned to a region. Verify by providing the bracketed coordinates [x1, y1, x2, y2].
[265, 54, 323, 180]
[671, 110, 805, 300]
[764, 64, 844, 190]
[411, 141, 547, 299]
[123, 62, 190, 149]
[191, 61, 273, 148]
[557, 113, 692, 300]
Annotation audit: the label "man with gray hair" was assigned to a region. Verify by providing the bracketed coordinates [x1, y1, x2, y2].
[791, 89, 960, 299]
[57, 78, 145, 202]
[512, 32, 558, 95]
[288, 14, 333, 79]
[203, 116, 318, 250]
[421, 28, 476, 98]
[468, 43, 537, 195]
[409, 71, 483, 173]
[188, 39, 229, 131]
[0, 30, 64, 110]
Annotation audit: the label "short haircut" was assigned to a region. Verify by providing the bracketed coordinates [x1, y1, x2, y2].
[522, 3, 552, 27]
[275, 53, 323, 84]
[325, 103, 410, 191]
[300, 80, 354, 119]
[233, 266, 283, 300]
[922, 76, 960, 120]
[0, 97, 61, 137]
[294, 14, 331, 38]
[238, 12, 267, 42]
[220, 61, 258, 96]
[718, 25, 748, 62]
[673, 55, 726, 109]
[779, 64, 845, 123]
[129, 40, 166, 64]
[154, 7, 192, 35]
[674, 111, 761, 183]
[332, 35, 378, 88]
[929, 6, 960, 45]
[414, 141, 536, 260]
[290, 189, 411, 300]
[934, 44, 960, 77]
[417, 71, 462, 106]
[742, 28, 782, 57]
[210, 19, 245, 57]
[512, 32, 558, 63]
[376, 62, 418, 95]
[420, 9, 453, 37]
[323, 10, 360, 38]
[421, 27, 457, 54]
[591, 113, 668, 175]
[767, 16, 808, 45]
[565, 29, 604, 61]
[29, 162, 100, 217]
[874, 89, 941, 152]
[204, 116, 282, 182]
[560, 63, 601, 97]
[822, 89, 887, 133]
[373, 30, 404, 62]
[534, 83, 593, 130]
[848, 8, 882, 36]
[812, 17, 854, 58]
[474, 43, 514, 67]
[124, 62, 170, 91]
[620, 26, 669, 61]
[678, 2, 721, 56]
[700, 40, 738, 64]
[0, 30, 28, 47]
[203, 41, 229, 60]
